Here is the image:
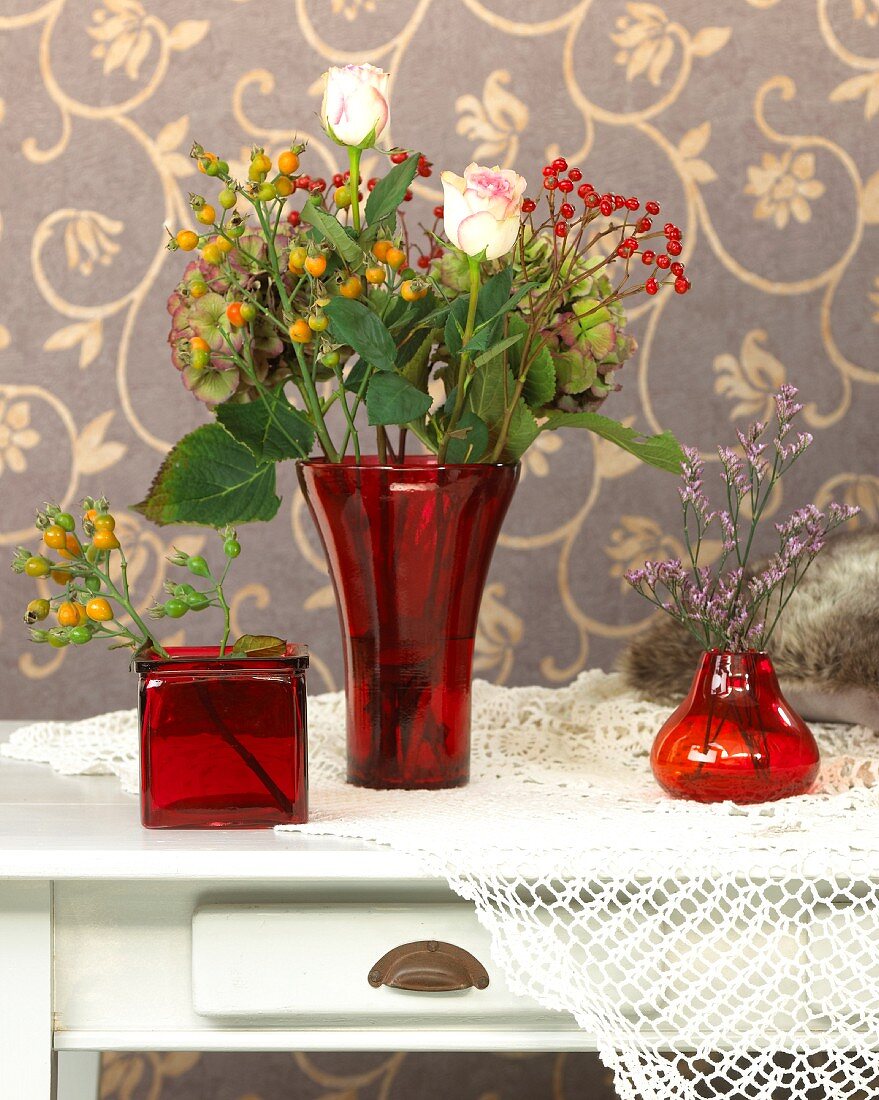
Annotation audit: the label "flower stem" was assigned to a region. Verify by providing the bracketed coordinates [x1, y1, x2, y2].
[210, 559, 233, 657]
[438, 254, 481, 463]
[348, 146, 362, 235]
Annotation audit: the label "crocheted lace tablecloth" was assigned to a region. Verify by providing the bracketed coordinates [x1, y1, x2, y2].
[5, 671, 879, 1100]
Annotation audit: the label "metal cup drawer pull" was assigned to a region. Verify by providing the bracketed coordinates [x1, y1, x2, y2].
[368, 939, 490, 992]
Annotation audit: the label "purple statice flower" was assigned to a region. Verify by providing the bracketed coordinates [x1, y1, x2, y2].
[827, 502, 860, 528]
[718, 510, 737, 553]
[624, 384, 860, 651]
[736, 426, 768, 480]
[678, 446, 716, 525]
[774, 384, 804, 433]
[717, 446, 750, 499]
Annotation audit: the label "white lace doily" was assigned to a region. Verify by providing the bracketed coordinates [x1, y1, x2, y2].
[6, 671, 879, 1100]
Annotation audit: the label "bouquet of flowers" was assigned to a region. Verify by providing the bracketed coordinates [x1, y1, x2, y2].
[625, 385, 859, 651]
[137, 62, 691, 527]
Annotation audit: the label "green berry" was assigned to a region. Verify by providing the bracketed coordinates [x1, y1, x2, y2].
[69, 626, 91, 645]
[173, 583, 196, 598]
[218, 188, 237, 210]
[47, 628, 69, 648]
[55, 513, 76, 532]
[187, 556, 210, 578]
[223, 539, 241, 559]
[85, 576, 102, 593]
[164, 598, 188, 619]
[184, 592, 210, 611]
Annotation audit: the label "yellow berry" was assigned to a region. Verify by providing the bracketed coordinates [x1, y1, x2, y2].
[274, 176, 294, 197]
[385, 246, 406, 271]
[201, 243, 223, 265]
[365, 266, 386, 286]
[288, 318, 312, 343]
[86, 597, 113, 622]
[213, 235, 234, 254]
[305, 254, 327, 278]
[339, 275, 363, 299]
[334, 186, 352, 209]
[25, 598, 50, 623]
[175, 230, 199, 252]
[278, 150, 299, 175]
[307, 312, 329, 332]
[196, 204, 216, 225]
[372, 240, 392, 263]
[92, 530, 120, 551]
[57, 601, 87, 628]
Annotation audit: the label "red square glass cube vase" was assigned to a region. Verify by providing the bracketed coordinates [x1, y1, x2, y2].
[136, 646, 309, 829]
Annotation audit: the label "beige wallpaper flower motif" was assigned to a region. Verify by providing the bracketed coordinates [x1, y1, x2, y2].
[745, 151, 826, 229]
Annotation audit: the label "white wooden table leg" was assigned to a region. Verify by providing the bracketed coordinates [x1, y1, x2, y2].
[0, 881, 56, 1098]
[56, 1052, 101, 1100]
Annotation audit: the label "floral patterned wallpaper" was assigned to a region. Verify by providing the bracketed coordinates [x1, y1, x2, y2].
[2, 0, 878, 1096]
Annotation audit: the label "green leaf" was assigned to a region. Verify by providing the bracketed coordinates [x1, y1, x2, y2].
[473, 332, 523, 369]
[365, 154, 419, 226]
[366, 372, 433, 426]
[325, 297, 396, 371]
[500, 399, 540, 462]
[132, 423, 281, 526]
[541, 411, 686, 473]
[444, 411, 489, 464]
[399, 328, 438, 392]
[463, 279, 538, 353]
[444, 297, 469, 357]
[231, 634, 287, 657]
[465, 357, 509, 427]
[216, 389, 314, 462]
[299, 199, 364, 267]
[506, 317, 555, 409]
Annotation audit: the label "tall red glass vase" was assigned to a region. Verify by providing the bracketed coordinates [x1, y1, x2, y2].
[298, 457, 519, 789]
[651, 650, 820, 804]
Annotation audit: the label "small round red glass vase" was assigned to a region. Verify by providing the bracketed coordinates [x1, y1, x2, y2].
[651, 650, 820, 804]
[136, 645, 309, 828]
[298, 457, 519, 790]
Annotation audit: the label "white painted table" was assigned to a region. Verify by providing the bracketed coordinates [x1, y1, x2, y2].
[0, 721, 585, 1098]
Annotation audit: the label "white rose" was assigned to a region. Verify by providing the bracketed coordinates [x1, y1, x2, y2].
[320, 64, 390, 149]
[441, 162, 527, 260]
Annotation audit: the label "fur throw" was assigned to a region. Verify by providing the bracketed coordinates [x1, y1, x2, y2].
[619, 529, 879, 729]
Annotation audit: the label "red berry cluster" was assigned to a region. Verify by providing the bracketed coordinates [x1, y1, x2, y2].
[415, 204, 446, 270]
[523, 157, 691, 296]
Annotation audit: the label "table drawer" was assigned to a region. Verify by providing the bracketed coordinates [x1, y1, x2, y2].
[192, 903, 535, 1021]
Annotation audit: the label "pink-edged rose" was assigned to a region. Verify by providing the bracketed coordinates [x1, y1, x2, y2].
[441, 163, 527, 260]
[320, 64, 390, 149]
